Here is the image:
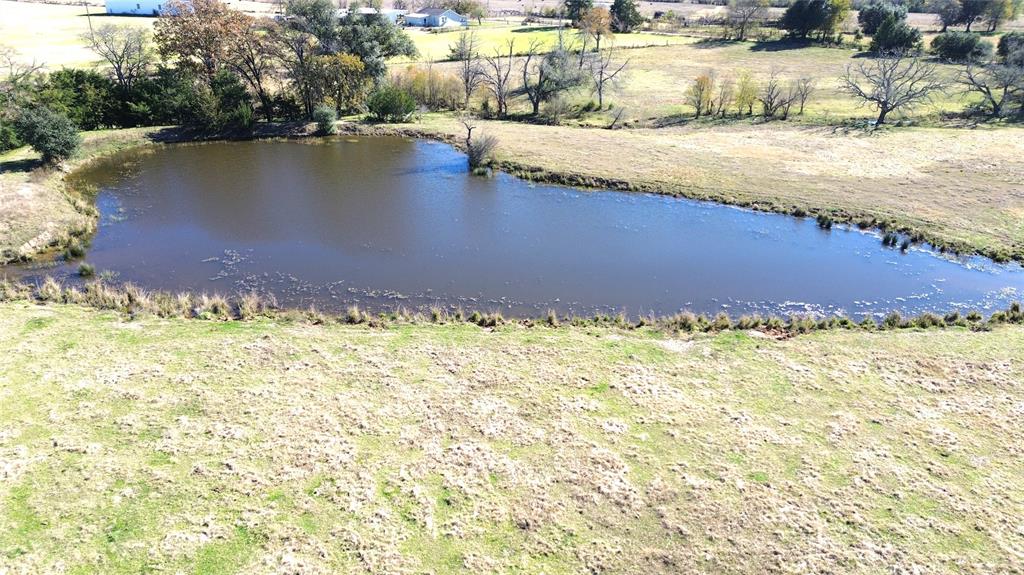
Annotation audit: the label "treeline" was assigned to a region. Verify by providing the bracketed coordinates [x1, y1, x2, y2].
[0, 0, 419, 159]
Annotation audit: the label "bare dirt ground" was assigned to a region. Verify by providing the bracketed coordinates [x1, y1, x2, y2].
[1, 301, 1023, 573]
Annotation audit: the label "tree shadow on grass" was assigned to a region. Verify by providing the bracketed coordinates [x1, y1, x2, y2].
[0, 157, 44, 174]
[692, 38, 742, 49]
[748, 38, 819, 52]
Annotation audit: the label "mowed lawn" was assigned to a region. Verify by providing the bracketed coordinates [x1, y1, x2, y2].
[2, 301, 1023, 574]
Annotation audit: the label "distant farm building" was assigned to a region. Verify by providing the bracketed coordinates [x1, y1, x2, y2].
[105, 0, 165, 15]
[404, 8, 468, 27]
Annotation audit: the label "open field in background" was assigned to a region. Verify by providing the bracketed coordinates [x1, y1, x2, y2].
[2, 301, 1023, 573]
[398, 115, 1024, 260]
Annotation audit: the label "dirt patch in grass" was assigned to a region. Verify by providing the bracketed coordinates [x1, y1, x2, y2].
[1, 302, 1022, 573]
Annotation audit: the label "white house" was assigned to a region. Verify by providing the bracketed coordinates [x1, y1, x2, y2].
[105, 0, 166, 15]
[404, 8, 468, 28]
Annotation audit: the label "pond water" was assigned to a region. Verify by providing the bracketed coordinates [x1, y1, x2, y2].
[5, 137, 1023, 317]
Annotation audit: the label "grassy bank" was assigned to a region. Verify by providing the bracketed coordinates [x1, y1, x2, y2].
[0, 127, 161, 264]
[1, 300, 1022, 573]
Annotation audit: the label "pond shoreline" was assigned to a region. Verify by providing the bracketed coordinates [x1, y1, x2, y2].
[2, 120, 1021, 268]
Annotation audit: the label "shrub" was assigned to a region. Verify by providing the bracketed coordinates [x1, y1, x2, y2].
[312, 104, 337, 135]
[870, 15, 921, 53]
[13, 107, 81, 163]
[997, 31, 1024, 65]
[367, 86, 416, 122]
[858, 1, 907, 35]
[931, 32, 992, 62]
[466, 133, 498, 169]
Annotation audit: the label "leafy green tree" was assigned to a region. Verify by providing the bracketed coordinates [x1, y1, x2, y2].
[930, 0, 961, 32]
[869, 14, 922, 53]
[564, 0, 593, 24]
[210, 69, 254, 129]
[285, 0, 339, 49]
[782, 0, 836, 39]
[858, 1, 907, 34]
[37, 69, 117, 131]
[13, 106, 81, 163]
[956, 0, 987, 31]
[610, 0, 643, 33]
[335, 13, 418, 81]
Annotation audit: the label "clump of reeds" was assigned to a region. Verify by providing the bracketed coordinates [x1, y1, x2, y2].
[816, 214, 833, 230]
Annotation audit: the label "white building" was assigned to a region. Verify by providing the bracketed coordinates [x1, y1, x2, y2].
[404, 8, 468, 27]
[105, 0, 166, 16]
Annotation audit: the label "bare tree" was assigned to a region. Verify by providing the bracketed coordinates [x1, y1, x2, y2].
[793, 77, 815, 115]
[522, 39, 583, 116]
[587, 46, 628, 109]
[959, 62, 1024, 117]
[727, 0, 768, 41]
[481, 39, 516, 117]
[758, 69, 793, 118]
[82, 24, 152, 94]
[451, 31, 482, 109]
[0, 45, 43, 90]
[841, 52, 946, 125]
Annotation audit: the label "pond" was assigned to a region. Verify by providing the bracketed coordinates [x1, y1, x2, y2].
[4, 137, 1023, 318]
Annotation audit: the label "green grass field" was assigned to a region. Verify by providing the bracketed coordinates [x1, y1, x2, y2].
[2, 300, 1022, 574]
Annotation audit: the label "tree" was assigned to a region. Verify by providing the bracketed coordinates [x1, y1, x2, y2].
[956, 0, 987, 31]
[960, 62, 1024, 116]
[450, 31, 482, 108]
[309, 53, 370, 113]
[564, 0, 594, 24]
[929, 0, 961, 32]
[587, 46, 628, 108]
[610, 0, 643, 33]
[793, 77, 815, 114]
[870, 14, 922, 53]
[714, 76, 735, 117]
[272, 22, 320, 117]
[481, 39, 515, 117]
[735, 70, 758, 115]
[37, 69, 117, 130]
[521, 40, 584, 115]
[984, 0, 1023, 32]
[727, 0, 768, 41]
[154, 0, 249, 81]
[13, 106, 81, 163]
[82, 24, 152, 94]
[579, 7, 613, 53]
[335, 13, 418, 81]
[285, 0, 339, 50]
[686, 72, 715, 118]
[758, 70, 794, 117]
[226, 17, 279, 119]
[841, 51, 946, 124]
[857, 1, 907, 35]
[782, 0, 848, 40]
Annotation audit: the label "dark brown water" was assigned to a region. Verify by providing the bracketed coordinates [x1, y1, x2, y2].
[5, 137, 1023, 317]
